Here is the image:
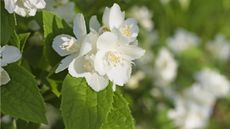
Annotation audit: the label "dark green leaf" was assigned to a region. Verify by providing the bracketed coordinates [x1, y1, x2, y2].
[0, 64, 47, 124]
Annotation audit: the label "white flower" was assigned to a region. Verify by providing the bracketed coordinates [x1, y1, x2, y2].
[129, 6, 153, 31]
[195, 68, 230, 98]
[45, 0, 75, 23]
[153, 48, 177, 86]
[94, 32, 145, 91]
[183, 83, 216, 106]
[102, 3, 139, 43]
[0, 45, 21, 85]
[206, 34, 230, 62]
[52, 13, 92, 73]
[167, 28, 200, 54]
[68, 31, 109, 92]
[4, 0, 46, 17]
[168, 96, 212, 129]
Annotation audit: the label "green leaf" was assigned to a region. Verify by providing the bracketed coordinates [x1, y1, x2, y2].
[0, 2, 15, 44]
[101, 92, 135, 129]
[42, 11, 73, 66]
[61, 75, 114, 129]
[0, 64, 47, 124]
[9, 31, 20, 48]
[18, 33, 31, 52]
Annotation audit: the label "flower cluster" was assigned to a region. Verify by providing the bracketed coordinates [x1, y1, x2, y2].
[52, 3, 145, 92]
[0, 45, 21, 85]
[168, 68, 230, 129]
[4, 0, 46, 17]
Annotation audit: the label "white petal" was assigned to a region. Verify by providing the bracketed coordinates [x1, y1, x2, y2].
[108, 3, 125, 29]
[27, 8, 37, 16]
[107, 61, 132, 86]
[119, 44, 145, 60]
[102, 7, 110, 28]
[94, 51, 107, 75]
[78, 36, 92, 57]
[97, 32, 117, 50]
[0, 45, 21, 67]
[85, 73, 109, 92]
[55, 54, 76, 73]
[4, 0, 16, 14]
[89, 15, 101, 32]
[68, 56, 88, 77]
[73, 13, 87, 39]
[29, 0, 46, 9]
[14, 5, 27, 17]
[0, 67, 10, 86]
[52, 34, 79, 56]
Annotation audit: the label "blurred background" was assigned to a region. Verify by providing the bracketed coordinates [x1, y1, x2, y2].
[1, 0, 230, 129]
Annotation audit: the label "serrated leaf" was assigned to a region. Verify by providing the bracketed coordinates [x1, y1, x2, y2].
[0, 64, 47, 124]
[0, 2, 15, 44]
[61, 75, 114, 129]
[42, 11, 73, 66]
[101, 92, 135, 129]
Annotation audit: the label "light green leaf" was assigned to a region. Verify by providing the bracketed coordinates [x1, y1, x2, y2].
[0, 64, 47, 124]
[42, 11, 73, 66]
[101, 92, 135, 129]
[0, 2, 15, 44]
[61, 75, 114, 129]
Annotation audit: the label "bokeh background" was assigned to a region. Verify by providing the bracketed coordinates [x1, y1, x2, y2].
[1, 0, 230, 129]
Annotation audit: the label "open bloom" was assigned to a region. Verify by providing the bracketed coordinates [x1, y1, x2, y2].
[0, 45, 21, 85]
[68, 31, 109, 92]
[4, 0, 46, 17]
[52, 13, 92, 73]
[102, 3, 139, 43]
[206, 34, 230, 62]
[94, 32, 145, 90]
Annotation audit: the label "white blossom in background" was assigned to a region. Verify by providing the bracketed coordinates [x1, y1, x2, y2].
[127, 71, 145, 89]
[153, 48, 178, 86]
[206, 34, 230, 62]
[183, 83, 216, 106]
[0, 45, 21, 85]
[168, 68, 230, 129]
[167, 28, 200, 54]
[129, 6, 153, 31]
[4, 0, 46, 17]
[46, 0, 75, 23]
[195, 68, 230, 98]
[160, 0, 171, 5]
[168, 96, 212, 129]
[178, 0, 191, 10]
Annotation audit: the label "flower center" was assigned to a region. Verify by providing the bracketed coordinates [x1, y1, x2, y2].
[106, 51, 121, 65]
[83, 60, 93, 72]
[60, 38, 79, 53]
[121, 25, 132, 37]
